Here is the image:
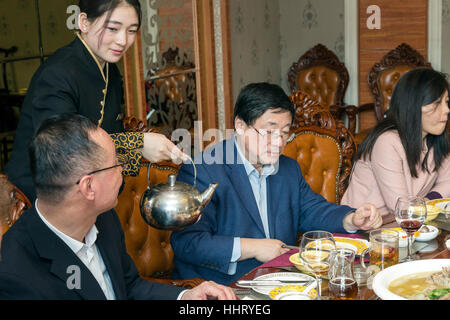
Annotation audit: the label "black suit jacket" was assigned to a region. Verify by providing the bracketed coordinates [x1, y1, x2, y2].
[0, 207, 184, 300]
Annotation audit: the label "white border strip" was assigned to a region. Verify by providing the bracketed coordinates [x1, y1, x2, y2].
[213, 0, 226, 136]
[428, 0, 442, 71]
[344, 0, 359, 106]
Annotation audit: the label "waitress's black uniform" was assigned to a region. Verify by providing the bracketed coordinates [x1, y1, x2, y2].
[5, 36, 124, 201]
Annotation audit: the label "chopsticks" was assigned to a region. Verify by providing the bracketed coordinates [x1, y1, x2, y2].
[281, 244, 298, 250]
[236, 279, 312, 287]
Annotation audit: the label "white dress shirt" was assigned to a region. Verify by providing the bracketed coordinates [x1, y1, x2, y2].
[35, 200, 116, 300]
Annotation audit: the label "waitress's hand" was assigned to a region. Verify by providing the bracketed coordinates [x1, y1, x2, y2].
[140, 132, 189, 163]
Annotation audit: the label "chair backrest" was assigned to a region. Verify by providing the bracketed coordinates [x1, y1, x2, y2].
[282, 91, 356, 204]
[368, 43, 432, 121]
[146, 47, 197, 137]
[115, 161, 180, 278]
[115, 117, 182, 278]
[0, 174, 31, 236]
[288, 44, 349, 109]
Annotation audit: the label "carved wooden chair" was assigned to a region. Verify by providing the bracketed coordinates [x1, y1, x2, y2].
[282, 91, 356, 204]
[114, 117, 203, 288]
[0, 174, 31, 237]
[288, 44, 358, 133]
[355, 43, 432, 145]
[146, 47, 197, 138]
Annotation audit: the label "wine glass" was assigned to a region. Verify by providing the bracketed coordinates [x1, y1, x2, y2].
[299, 230, 336, 298]
[394, 196, 427, 262]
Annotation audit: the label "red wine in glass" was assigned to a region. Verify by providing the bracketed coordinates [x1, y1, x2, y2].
[399, 220, 422, 235]
[394, 196, 427, 262]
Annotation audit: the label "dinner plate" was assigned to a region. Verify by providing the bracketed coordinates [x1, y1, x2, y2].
[334, 237, 369, 255]
[434, 199, 450, 212]
[372, 259, 450, 300]
[427, 198, 450, 213]
[269, 285, 318, 300]
[249, 272, 315, 296]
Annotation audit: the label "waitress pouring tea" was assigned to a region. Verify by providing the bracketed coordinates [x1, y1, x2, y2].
[5, 0, 188, 202]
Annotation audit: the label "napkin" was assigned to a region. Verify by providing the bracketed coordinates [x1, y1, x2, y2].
[257, 249, 298, 269]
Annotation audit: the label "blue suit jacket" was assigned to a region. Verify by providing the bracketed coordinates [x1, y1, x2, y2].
[0, 207, 183, 300]
[170, 139, 355, 285]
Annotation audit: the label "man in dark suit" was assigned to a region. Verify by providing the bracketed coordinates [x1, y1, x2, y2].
[170, 83, 383, 285]
[0, 114, 235, 300]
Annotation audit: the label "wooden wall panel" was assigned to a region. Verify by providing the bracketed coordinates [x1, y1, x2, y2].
[123, 31, 146, 121]
[358, 0, 428, 131]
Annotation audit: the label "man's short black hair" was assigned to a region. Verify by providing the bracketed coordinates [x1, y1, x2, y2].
[29, 113, 104, 203]
[233, 82, 295, 126]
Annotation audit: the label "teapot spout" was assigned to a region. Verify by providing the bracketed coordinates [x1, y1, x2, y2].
[200, 183, 219, 209]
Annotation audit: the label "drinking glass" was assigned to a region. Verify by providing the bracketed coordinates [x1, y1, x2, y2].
[328, 248, 358, 300]
[299, 231, 336, 297]
[360, 228, 399, 270]
[394, 196, 427, 262]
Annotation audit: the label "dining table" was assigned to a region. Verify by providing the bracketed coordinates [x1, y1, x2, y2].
[230, 213, 450, 300]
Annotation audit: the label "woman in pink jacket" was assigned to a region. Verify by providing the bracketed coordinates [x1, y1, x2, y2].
[341, 68, 450, 216]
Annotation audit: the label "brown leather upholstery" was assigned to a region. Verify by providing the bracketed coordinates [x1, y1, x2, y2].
[115, 117, 203, 288]
[0, 174, 31, 236]
[155, 66, 187, 104]
[282, 91, 356, 204]
[295, 67, 340, 108]
[355, 43, 432, 145]
[288, 44, 358, 132]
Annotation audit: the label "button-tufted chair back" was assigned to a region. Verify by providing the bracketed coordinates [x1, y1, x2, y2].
[114, 117, 203, 288]
[354, 43, 432, 145]
[115, 161, 179, 278]
[288, 44, 350, 119]
[294, 66, 340, 108]
[368, 43, 432, 121]
[0, 174, 31, 236]
[282, 91, 356, 204]
[155, 65, 187, 104]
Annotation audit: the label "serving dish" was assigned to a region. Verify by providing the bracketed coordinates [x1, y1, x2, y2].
[372, 259, 450, 300]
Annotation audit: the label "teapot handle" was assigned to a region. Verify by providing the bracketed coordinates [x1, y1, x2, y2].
[186, 155, 197, 187]
[146, 156, 197, 187]
[147, 165, 151, 189]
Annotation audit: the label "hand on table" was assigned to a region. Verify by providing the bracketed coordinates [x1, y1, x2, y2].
[240, 238, 291, 263]
[181, 281, 236, 300]
[343, 203, 383, 232]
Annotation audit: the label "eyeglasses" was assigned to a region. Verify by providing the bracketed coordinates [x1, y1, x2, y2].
[251, 126, 291, 141]
[75, 154, 128, 185]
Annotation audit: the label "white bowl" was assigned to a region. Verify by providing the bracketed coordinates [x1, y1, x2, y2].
[372, 259, 450, 300]
[415, 225, 439, 242]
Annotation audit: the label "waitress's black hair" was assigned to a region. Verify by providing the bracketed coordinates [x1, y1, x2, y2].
[79, 0, 142, 28]
[79, 0, 142, 48]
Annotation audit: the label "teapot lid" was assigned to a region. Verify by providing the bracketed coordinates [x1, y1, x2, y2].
[153, 174, 198, 194]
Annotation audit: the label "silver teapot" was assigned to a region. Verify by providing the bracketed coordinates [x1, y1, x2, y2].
[140, 159, 218, 230]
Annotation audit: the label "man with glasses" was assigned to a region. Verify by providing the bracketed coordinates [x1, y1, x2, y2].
[0, 113, 235, 300]
[170, 82, 383, 285]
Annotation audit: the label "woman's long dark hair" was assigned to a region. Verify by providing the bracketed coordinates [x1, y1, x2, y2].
[355, 68, 449, 178]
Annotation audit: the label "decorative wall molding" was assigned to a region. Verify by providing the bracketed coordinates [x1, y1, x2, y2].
[213, 0, 226, 135]
[344, 0, 358, 106]
[428, 0, 442, 71]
